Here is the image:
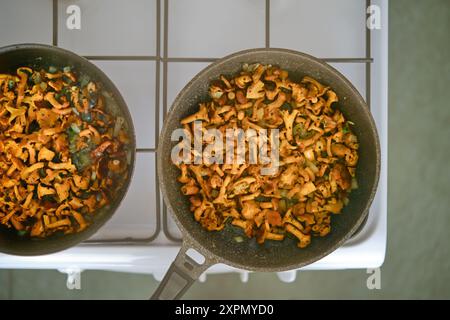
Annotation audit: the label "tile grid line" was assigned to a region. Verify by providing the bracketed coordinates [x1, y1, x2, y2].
[83, 56, 372, 63]
[52, 0, 58, 45]
[161, 0, 183, 243]
[366, 0, 372, 108]
[153, 0, 162, 244]
[265, 0, 270, 48]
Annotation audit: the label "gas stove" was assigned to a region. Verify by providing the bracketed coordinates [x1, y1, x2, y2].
[0, 0, 387, 286]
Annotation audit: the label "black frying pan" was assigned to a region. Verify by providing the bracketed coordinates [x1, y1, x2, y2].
[153, 48, 380, 299]
[0, 44, 136, 256]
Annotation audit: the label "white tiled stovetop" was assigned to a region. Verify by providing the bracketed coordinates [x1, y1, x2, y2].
[0, 0, 387, 277]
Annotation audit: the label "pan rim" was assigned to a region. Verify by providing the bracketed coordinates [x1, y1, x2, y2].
[158, 47, 381, 272]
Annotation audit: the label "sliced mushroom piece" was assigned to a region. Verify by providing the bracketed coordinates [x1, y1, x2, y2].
[331, 143, 351, 158]
[38, 147, 55, 162]
[330, 163, 352, 191]
[231, 176, 256, 196]
[285, 223, 311, 248]
[45, 218, 71, 229]
[48, 161, 76, 172]
[235, 74, 252, 89]
[266, 210, 282, 226]
[282, 209, 304, 232]
[20, 162, 44, 180]
[251, 64, 265, 83]
[290, 82, 307, 104]
[325, 90, 338, 108]
[280, 109, 299, 142]
[302, 76, 328, 97]
[54, 181, 70, 202]
[83, 195, 97, 213]
[44, 92, 69, 109]
[246, 80, 265, 99]
[323, 198, 344, 214]
[181, 103, 209, 124]
[181, 183, 200, 195]
[345, 150, 359, 167]
[241, 200, 261, 220]
[72, 211, 88, 231]
[37, 184, 56, 199]
[299, 181, 316, 196]
[69, 197, 84, 210]
[73, 175, 89, 190]
[267, 91, 286, 110]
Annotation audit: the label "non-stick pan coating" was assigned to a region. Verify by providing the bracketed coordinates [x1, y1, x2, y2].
[158, 48, 380, 272]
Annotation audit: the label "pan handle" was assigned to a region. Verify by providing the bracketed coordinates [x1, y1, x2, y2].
[150, 240, 215, 300]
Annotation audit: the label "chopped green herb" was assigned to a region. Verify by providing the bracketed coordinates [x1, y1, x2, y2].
[31, 72, 41, 84]
[279, 199, 287, 212]
[283, 197, 299, 208]
[62, 75, 73, 84]
[70, 123, 81, 134]
[342, 123, 350, 134]
[255, 195, 271, 202]
[67, 126, 79, 154]
[61, 86, 71, 99]
[72, 149, 92, 172]
[293, 122, 314, 139]
[17, 230, 27, 237]
[211, 189, 219, 198]
[234, 236, 244, 243]
[8, 80, 15, 90]
[280, 102, 293, 112]
[28, 120, 40, 134]
[48, 66, 57, 74]
[244, 108, 253, 117]
[79, 74, 90, 88]
[38, 168, 46, 178]
[81, 112, 92, 122]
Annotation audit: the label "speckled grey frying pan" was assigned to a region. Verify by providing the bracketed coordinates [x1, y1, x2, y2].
[0, 44, 136, 255]
[154, 48, 380, 300]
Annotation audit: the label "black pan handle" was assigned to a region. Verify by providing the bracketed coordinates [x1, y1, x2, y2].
[150, 240, 216, 300]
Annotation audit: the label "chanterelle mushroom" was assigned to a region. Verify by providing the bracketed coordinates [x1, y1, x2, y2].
[181, 103, 209, 124]
[246, 80, 265, 99]
[280, 109, 299, 142]
[37, 184, 56, 199]
[54, 181, 70, 202]
[0, 65, 131, 238]
[241, 200, 261, 220]
[37, 147, 55, 162]
[171, 63, 359, 249]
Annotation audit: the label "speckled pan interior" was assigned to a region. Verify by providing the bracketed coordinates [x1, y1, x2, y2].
[158, 48, 380, 272]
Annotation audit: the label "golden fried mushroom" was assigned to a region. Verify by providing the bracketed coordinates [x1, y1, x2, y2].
[0, 66, 130, 238]
[173, 63, 359, 249]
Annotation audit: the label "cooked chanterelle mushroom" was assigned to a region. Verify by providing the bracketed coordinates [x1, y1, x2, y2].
[174, 63, 359, 249]
[0, 66, 131, 238]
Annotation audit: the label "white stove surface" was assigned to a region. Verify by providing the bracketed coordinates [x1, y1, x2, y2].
[0, 0, 388, 283]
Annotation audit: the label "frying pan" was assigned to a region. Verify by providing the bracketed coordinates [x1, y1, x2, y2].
[153, 48, 380, 299]
[0, 44, 136, 256]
